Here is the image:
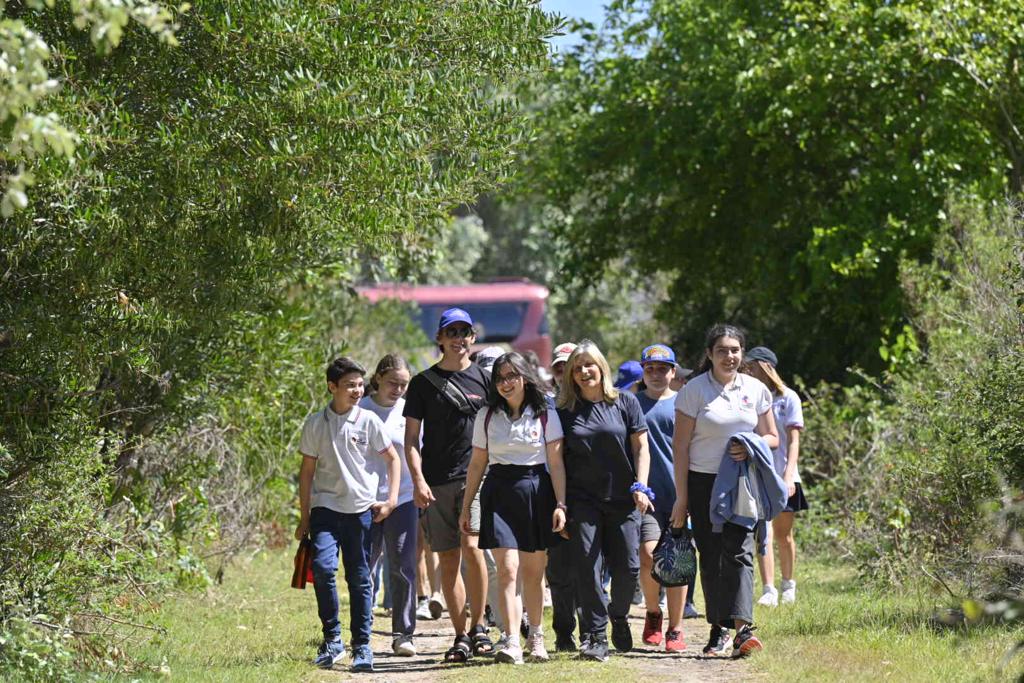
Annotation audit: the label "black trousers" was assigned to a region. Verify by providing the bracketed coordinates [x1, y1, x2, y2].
[545, 535, 578, 638]
[568, 497, 640, 637]
[688, 471, 754, 628]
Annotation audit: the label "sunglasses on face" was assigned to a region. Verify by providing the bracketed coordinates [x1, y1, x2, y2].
[442, 326, 475, 339]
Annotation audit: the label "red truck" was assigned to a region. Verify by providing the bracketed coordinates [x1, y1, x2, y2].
[358, 279, 553, 367]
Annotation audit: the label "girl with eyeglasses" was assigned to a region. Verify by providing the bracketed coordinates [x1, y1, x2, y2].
[459, 352, 567, 664]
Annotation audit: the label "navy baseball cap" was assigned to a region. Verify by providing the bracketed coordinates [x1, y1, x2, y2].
[614, 360, 643, 390]
[640, 344, 676, 365]
[745, 346, 778, 367]
[437, 307, 473, 331]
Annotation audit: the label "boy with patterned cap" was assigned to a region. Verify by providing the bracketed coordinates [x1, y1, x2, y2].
[635, 344, 692, 652]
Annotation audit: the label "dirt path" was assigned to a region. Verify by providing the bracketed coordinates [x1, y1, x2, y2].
[319, 601, 752, 682]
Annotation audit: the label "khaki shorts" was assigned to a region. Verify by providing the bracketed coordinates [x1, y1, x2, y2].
[421, 480, 481, 553]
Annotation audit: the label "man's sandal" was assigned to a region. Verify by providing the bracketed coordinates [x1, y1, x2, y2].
[469, 624, 494, 656]
[444, 635, 473, 663]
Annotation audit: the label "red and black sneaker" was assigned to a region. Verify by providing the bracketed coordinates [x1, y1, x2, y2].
[731, 625, 762, 658]
[642, 611, 664, 646]
[665, 629, 687, 652]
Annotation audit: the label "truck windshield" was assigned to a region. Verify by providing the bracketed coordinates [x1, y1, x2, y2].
[418, 302, 528, 342]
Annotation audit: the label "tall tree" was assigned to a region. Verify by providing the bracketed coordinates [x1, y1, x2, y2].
[523, 0, 1020, 379]
[0, 0, 557, 647]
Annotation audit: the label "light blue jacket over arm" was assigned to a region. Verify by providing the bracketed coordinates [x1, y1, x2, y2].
[709, 431, 789, 555]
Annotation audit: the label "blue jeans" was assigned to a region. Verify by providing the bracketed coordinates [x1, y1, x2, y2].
[310, 506, 373, 645]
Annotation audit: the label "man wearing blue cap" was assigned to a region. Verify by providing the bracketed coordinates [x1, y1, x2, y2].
[404, 308, 493, 661]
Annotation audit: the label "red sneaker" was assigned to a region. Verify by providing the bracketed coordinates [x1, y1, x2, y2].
[642, 611, 664, 646]
[665, 629, 687, 652]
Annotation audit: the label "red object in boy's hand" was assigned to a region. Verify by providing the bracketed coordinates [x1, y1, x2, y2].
[291, 535, 314, 589]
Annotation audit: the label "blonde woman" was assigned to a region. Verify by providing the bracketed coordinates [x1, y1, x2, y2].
[556, 341, 653, 662]
[741, 347, 807, 606]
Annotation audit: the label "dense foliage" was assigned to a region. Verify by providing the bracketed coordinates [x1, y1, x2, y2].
[0, 0, 556, 675]
[522, 0, 1024, 380]
[796, 199, 1023, 586]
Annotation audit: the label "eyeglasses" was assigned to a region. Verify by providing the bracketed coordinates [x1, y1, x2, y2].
[496, 371, 522, 385]
[442, 326, 475, 339]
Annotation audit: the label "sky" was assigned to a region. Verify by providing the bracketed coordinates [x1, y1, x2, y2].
[540, 0, 608, 51]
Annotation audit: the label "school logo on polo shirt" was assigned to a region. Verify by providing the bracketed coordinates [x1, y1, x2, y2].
[351, 431, 368, 445]
[740, 394, 754, 410]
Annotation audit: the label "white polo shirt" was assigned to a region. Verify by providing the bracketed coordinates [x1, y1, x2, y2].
[299, 404, 392, 514]
[675, 372, 772, 474]
[471, 405, 563, 466]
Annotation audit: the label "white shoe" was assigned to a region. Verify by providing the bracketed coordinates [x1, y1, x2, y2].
[526, 632, 549, 661]
[415, 598, 432, 621]
[494, 632, 510, 653]
[392, 635, 416, 657]
[495, 643, 524, 664]
[543, 585, 553, 608]
[757, 585, 778, 607]
[780, 580, 796, 604]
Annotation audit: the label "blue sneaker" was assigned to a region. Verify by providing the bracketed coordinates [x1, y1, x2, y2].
[351, 644, 374, 673]
[313, 638, 345, 669]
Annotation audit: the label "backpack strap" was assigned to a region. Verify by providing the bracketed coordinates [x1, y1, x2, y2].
[421, 367, 476, 416]
[484, 406, 495, 451]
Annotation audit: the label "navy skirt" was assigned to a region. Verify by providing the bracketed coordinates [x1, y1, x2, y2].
[783, 482, 810, 513]
[479, 464, 555, 552]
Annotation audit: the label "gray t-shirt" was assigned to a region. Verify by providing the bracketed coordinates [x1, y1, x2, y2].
[471, 405, 563, 466]
[299, 404, 392, 514]
[359, 395, 415, 505]
[675, 372, 772, 474]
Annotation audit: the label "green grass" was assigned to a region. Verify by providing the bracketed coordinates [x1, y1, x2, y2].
[118, 549, 644, 682]
[750, 561, 1024, 682]
[114, 549, 1024, 681]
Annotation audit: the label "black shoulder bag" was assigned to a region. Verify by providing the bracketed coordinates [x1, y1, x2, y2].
[421, 367, 478, 416]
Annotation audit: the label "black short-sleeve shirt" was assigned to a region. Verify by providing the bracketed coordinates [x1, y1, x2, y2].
[557, 391, 648, 506]
[403, 363, 490, 486]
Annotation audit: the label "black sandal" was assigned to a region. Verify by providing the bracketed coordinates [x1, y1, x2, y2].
[469, 624, 494, 656]
[445, 635, 473, 663]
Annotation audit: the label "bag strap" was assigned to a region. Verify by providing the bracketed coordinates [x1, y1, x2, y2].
[422, 367, 476, 416]
[484, 406, 494, 450]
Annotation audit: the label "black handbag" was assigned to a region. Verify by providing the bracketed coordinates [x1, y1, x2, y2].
[651, 525, 697, 588]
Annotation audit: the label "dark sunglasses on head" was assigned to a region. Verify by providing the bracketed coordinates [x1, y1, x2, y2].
[442, 326, 475, 339]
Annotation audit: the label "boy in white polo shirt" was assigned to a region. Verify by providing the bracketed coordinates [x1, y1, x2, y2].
[294, 357, 402, 674]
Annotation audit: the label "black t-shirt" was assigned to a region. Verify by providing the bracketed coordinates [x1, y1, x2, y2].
[557, 391, 648, 506]
[403, 362, 490, 486]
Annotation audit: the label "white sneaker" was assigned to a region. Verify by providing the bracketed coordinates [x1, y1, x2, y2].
[757, 585, 778, 607]
[495, 643, 524, 664]
[392, 635, 416, 657]
[780, 580, 796, 604]
[494, 632, 510, 653]
[526, 631, 549, 661]
[415, 598, 432, 621]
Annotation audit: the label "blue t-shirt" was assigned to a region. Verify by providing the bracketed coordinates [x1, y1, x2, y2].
[636, 392, 677, 512]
